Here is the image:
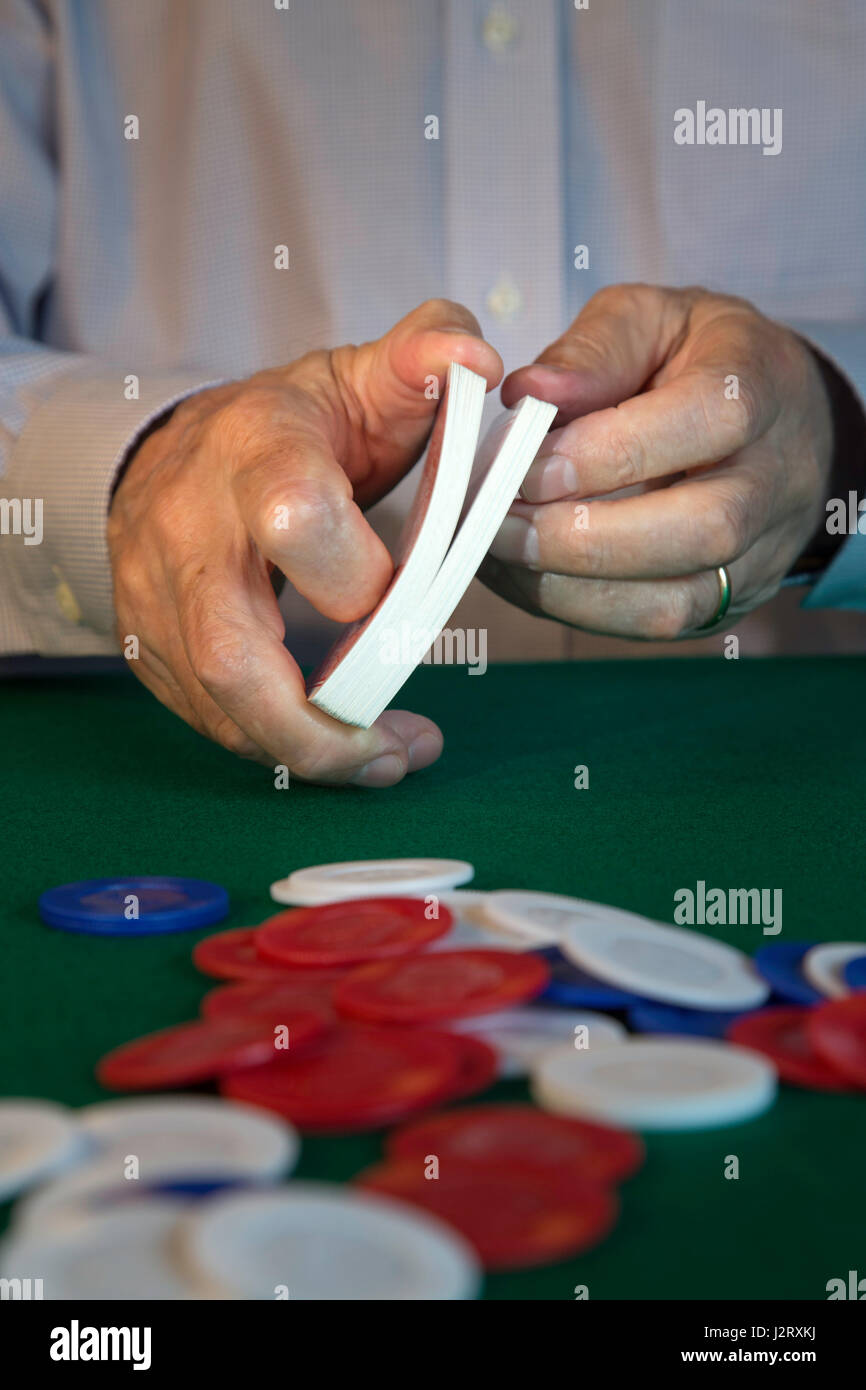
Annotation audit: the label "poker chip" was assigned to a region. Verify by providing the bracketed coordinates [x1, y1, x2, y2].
[0, 1101, 87, 1203]
[481, 889, 640, 948]
[200, 973, 344, 1025]
[752, 940, 823, 1006]
[532, 1037, 777, 1130]
[96, 1015, 325, 1092]
[221, 1025, 465, 1132]
[270, 858, 474, 907]
[535, 947, 647, 1010]
[12, 1156, 245, 1237]
[807, 995, 866, 1088]
[802, 942, 866, 1000]
[0, 1200, 210, 1300]
[356, 1159, 618, 1271]
[628, 1001, 755, 1040]
[727, 1008, 855, 1092]
[77, 1095, 300, 1180]
[180, 1185, 481, 1300]
[387, 1103, 645, 1184]
[255, 897, 452, 968]
[429, 912, 531, 953]
[560, 913, 769, 1011]
[446, 1034, 500, 1100]
[439, 890, 490, 912]
[193, 927, 295, 982]
[333, 950, 550, 1025]
[844, 955, 866, 991]
[453, 1006, 627, 1078]
[38, 876, 229, 936]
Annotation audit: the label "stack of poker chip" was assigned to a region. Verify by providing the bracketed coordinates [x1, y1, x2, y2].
[2, 864, 866, 1299]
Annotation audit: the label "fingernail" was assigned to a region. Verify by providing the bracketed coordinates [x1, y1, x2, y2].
[349, 753, 405, 788]
[520, 453, 578, 502]
[407, 729, 442, 772]
[488, 515, 539, 566]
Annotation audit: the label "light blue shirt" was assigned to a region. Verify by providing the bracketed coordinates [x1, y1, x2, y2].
[2, 0, 866, 659]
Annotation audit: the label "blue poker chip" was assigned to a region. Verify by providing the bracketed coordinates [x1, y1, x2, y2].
[38, 877, 230, 936]
[843, 955, 866, 991]
[627, 1000, 754, 1040]
[534, 947, 645, 1010]
[752, 940, 823, 1006]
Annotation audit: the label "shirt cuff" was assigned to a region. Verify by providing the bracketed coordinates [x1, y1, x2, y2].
[2, 368, 225, 654]
[787, 320, 866, 611]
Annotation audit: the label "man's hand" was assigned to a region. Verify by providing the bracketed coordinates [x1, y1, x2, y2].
[108, 300, 502, 784]
[484, 284, 834, 638]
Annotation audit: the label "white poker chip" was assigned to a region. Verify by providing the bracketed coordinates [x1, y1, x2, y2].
[453, 1007, 627, 1077]
[14, 1156, 180, 1235]
[0, 1200, 209, 1300]
[439, 889, 489, 912]
[76, 1095, 299, 1181]
[802, 942, 865, 1000]
[531, 1037, 777, 1131]
[270, 858, 474, 907]
[559, 912, 770, 1010]
[480, 889, 636, 948]
[0, 1100, 87, 1203]
[428, 914, 530, 954]
[180, 1184, 481, 1301]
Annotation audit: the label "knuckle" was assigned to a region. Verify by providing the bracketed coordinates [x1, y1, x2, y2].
[724, 374, 762, 443]
[186, 627, 250, 697]
[642, 591, 695, 642]
[707, 488, 751, 561]
[609, 419, 648, 488]
[262, 476, 350, 537]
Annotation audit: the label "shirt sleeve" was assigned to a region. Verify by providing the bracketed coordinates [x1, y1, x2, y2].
[0, 0, 218, 656]
[786, 319, 866, 611]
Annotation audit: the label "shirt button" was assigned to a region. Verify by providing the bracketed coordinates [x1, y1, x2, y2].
[482, 8, 520, 55]
[486, 274, 523, 322]
[53, 568, 82, 624]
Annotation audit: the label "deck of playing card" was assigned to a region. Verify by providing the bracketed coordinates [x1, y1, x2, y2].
[307, 363, 556, 727]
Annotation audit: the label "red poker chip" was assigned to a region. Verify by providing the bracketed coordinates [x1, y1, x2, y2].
[220, 1024, 463, 1133]
[386, 1103, 644, 1184]
[807, 995, 866, 1089]
[97, 1013, 327, 1092]
[356, 1159, 618, 1271]
[193, 927, 293, 983]
[201, 972, 345, 1025]
[727, 1007, 855, 1092]
[333, 949, 550, 1025]
[255, 897, 452, 968]
[445, 1035, 499, 1103]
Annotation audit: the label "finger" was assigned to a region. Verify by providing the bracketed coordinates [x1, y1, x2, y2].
[480, 528, 782, 642]
[491, 457, 781, 580]
[136, 640, 271, 762]
[170, 555, 440, 785]
[234, 427, 395, 623]
[501, 284, 684, 422]
[329, 298, 504, 497]
[374, 709, 443, 774]
[520, 330, 778, 506]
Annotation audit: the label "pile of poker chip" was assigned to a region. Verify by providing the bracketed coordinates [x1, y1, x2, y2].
[2, 861, 865, 1299]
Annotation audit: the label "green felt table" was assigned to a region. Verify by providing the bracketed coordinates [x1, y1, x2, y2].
[2, 656, 865, 1300]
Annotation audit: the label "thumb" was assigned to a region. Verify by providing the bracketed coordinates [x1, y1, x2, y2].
[343, 298, 503, 496]
[501, 283, 685, 424]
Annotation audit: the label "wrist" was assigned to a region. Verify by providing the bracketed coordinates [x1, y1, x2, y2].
[787, 341, 866, 581]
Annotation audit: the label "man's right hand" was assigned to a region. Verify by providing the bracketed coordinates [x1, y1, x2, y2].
[107, 301, 502, 786]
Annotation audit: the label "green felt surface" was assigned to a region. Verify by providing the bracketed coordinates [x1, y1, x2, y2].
[2, 656, 865, 1300]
